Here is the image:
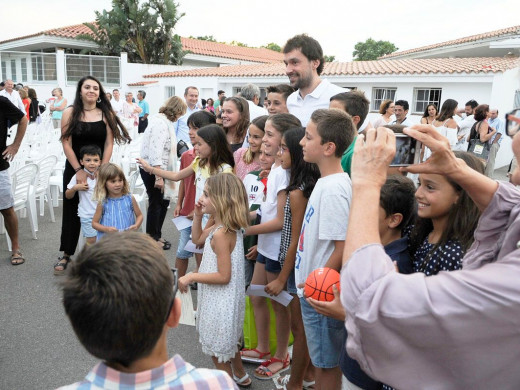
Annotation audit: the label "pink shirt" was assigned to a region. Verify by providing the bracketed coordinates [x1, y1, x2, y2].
[341, 181, 520, 389]
[233, 147, 261, 181]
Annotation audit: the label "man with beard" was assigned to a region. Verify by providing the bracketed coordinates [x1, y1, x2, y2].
[283, 34, 344, 126]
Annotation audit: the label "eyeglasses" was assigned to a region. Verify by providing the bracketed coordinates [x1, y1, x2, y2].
[164, 268, 178, 323]
[505, 108, 520, 137]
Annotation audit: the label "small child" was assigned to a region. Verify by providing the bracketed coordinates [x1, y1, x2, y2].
[296, 108, 356, 390]
[58, 231, 236, 389]
[65, 145, 102, 247]
[92, 163, 143, 239]
[233, 115, 267, 180]
[178, 173, 251, 388]
[174, 111, 216, 280]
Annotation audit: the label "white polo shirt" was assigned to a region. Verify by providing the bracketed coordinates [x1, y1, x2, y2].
[0, 89, 24, 113]
[287, 79, 345, 126]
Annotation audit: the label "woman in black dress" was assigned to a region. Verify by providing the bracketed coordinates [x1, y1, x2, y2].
[54, 76, 131, 274]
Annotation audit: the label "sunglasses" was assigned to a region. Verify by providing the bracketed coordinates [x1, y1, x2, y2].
[505, 108, 520, 137]
[164, 268, 178, 322]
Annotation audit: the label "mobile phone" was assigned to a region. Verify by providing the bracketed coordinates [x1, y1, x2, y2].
[390, 134, 421, 167]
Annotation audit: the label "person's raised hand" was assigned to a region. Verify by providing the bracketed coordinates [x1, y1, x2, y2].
[351, 127, 396, 189]
[401, 124, 459, 177]
[136, 157, 151, 173]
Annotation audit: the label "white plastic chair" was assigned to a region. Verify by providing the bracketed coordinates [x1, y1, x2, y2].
[128, 170, 147, 233]
[5, 163, 38, 250]
[33, 155, 58, 228]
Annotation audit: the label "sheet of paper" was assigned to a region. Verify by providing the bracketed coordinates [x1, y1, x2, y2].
[246, 284, 293, 307]
[176, 277, 196, 326]
[184, 240, 204, 254]
[172, 216, 192, 231]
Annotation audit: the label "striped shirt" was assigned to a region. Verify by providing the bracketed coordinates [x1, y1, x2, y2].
[57, 354, 238, 389]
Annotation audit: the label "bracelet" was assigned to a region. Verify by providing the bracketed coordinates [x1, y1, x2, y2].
[74, 167, 81, 172]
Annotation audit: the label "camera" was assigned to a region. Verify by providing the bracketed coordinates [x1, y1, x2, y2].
[390, 134, 421, 167]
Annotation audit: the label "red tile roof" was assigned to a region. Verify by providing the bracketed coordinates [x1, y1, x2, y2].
[144, 57, 519, 78]
[0, 23, 283, 63]
[380, 25, 520, 59]
[127, 81, 158, 86]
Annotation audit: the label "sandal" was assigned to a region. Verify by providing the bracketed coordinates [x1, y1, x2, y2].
[232, 373, 252, 388]
[54, 255, 71, 275]
[11, 250, 25, 266]
[275, 374, 315, 389]
[254, 353, 290, 380]
[240, 348, 271, 363]
[157, 238, 171, 250]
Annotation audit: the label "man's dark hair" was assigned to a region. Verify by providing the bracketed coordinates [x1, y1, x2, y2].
[380, 175, 417, 230]
[394, 100, 409, 112]
[138, 90, 146, 99]
[187, 110, 216, 129]
[310, 109, 355, 157]
[79, 145, 102, 160]
[184, 86, 198, 96]
[266, 84, 295, 101]
[218, 90, 225, 96]
[283, 34, 325, 75]
[0, 82, 4, 87]
[112, 88, 119, 93]
[330, 91, 369, 130]
[465, 100, 478, 109]
[61, 232, 174, 367]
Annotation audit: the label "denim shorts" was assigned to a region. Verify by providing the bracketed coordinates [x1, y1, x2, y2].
[256, 253, 282, 273]
[300, 297, 345, 368]
[80, 217, 97, 238]
[287, 269, 297, 295]
[176, 226, 193, 259]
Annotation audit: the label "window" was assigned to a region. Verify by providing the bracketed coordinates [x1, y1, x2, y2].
[65, 54, 120, 86]
[31, 53, 57, 82]
[1, 61, 6, 80]
[371, 88, 396, 111]
[413, 88, 442, 114]
[10, 59, 16, 81]
[21, 58, 27, 82]
[165, 86, 175, 99]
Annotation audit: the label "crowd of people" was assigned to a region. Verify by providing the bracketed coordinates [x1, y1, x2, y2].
[1, 32, 519, 390]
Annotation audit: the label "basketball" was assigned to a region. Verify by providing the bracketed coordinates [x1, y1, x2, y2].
[304, 267, 341, 302]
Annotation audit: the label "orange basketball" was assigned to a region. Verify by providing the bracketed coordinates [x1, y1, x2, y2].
[304, 267, 341, 302]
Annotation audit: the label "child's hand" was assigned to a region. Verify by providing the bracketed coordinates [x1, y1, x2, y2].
[186, 211, 194, 220]
[194, 200, 203, 217]
[259, 169, 270, 179]
[245, 245, 257, 260]
[178, 275, 191, 293]
[265, 278, 284, 296]
[306, 285, 345, 321]
[105, 226, 118, 233]
[136, 157, 151, 173]
[173, 204, 181, 217]
[74, 183, 89, 192]
[127, 224, 139, 231]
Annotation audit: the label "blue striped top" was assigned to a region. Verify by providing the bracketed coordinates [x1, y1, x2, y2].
[97, 194, 135, 240]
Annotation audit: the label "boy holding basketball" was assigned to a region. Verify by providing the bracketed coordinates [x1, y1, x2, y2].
[296, 108, 355, 390]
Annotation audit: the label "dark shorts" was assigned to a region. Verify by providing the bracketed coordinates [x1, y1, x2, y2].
[256, 253, 282, 273]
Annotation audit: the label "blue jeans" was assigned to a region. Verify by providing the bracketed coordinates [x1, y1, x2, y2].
[176, 226, 193, 259]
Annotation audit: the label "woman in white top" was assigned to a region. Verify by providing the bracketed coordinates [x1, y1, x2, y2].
[122, 92, 142, 126]
[140, 97, 186, 249]
[423, 99, 459, 161]
[372, 99, 395, 128]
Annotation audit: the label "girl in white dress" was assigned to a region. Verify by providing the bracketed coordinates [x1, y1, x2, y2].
[178, 172, 252, 387]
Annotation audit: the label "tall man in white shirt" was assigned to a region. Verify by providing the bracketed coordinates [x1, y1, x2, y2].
[110, 89, 124, 116]
[392, 100, 413, 126]
[283, 34, 344, 126]
[240, 83, 268, 121]
[454, 99, 478, 151]
[0, 80, 25, 113]
[485, 108, 504, 177]
[175, 86, 200, 146]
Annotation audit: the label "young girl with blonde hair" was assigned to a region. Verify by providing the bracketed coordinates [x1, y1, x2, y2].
[92, 163, 143, 240]
[178, 172, 251, 387]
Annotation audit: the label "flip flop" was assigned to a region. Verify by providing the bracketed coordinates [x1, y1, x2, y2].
[11, 251, 25, 266]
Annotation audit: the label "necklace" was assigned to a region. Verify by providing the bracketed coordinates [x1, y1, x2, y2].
[83, 106, 97, 112]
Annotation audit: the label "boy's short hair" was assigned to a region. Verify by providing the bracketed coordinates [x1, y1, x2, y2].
[61, 232, 174, 367]
[330, 91, 370, 130]
[79, 145, 102, 160]
[266, 84, 295, 101]
[380, 175, 416, 230]
[310, 109, 356, 157]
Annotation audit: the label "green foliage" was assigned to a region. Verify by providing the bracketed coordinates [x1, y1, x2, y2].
[352, 38, 398, 61]
[190, 35, 217, 42]
[262, 43, 281, 52]
[80, 0, 186, 65]
[324, 55, 336, 62]
[229, 40, 249, 47]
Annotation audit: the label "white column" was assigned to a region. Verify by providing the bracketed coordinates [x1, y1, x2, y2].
[56, 48, 65, 88]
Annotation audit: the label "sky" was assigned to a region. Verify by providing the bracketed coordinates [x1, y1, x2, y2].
[1, 0, 518, 61]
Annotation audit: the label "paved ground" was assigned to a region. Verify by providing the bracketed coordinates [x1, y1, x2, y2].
[0, 166, 510, 389]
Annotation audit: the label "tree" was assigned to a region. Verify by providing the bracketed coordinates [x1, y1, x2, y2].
[262, 42, 281, 52]
[190, 35, 217, 42]
[324, 55, 336, 62]
[79, 0, 186, 65]
[352, 38, 398, 61]
[229, 40, 249, 47]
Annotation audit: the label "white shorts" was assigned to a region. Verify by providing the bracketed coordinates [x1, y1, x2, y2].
[0, 170, 14, 210]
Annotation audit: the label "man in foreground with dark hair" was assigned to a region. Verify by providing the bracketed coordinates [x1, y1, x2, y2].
[59, 231, 237, 389]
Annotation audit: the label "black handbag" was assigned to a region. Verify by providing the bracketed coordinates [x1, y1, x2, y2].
[467, 121, 490, 161]
[177, 139, 189, 158]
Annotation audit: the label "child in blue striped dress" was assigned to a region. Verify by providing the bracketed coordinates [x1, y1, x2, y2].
[92, 163, 143, 240]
